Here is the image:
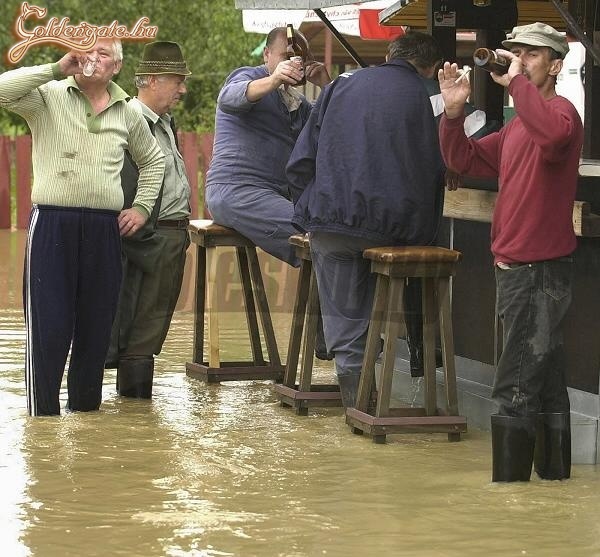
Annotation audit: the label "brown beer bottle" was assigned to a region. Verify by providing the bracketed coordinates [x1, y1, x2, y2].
[286, 23, 306, 85]
[473, 48, 509, 74]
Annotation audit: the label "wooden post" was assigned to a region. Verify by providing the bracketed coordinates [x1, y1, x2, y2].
[199, 132, 214, 218]
[324, 27, 333, 76]
[15, 135, 31, 230]
[0, 136, 11, 229]
[177, 131, 199, 219]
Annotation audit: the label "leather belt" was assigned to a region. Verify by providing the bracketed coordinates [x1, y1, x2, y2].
[157, 218, 189, 230]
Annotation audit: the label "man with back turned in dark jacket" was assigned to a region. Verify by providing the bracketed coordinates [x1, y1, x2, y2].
[286, 31, 446, 408]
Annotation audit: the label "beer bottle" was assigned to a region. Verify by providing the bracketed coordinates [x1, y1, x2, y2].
[286, 24, 306, 85]
[473, 48, 509, 74]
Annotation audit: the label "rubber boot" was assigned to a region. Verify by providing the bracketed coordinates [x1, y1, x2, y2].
[534, 412, 571, 480]
[315, 312, 334, 361]
[337, 374, 361, 409]
[117, 357, 154, 399]
[404, 278, 425, 377]
[491, 414, 536, 482]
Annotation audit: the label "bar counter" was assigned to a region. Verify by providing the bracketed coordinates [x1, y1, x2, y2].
[433, 161, 600, 463]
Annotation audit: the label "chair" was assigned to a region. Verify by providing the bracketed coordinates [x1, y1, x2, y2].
[185, 220, 284, 383]
[273, 234, 342, 415]
[345, 246, 467, 443]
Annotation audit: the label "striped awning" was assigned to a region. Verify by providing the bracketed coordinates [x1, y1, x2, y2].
[379, 0, 570, 31]
[235, 0, 388, 8]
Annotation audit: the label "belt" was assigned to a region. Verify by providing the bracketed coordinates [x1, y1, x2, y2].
[496, 262, 531, 270]
[157, 218, 189, 230]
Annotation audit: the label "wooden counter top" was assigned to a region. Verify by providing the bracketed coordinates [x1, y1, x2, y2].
[443, 188, 600, 237]
[580, 159, 600, 177]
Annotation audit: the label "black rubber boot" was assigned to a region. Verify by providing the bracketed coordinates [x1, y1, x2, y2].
[404, 278, 425, 377]
[534, 412, 571, 480]
[491, 414, 536, 482]
[315, 312, 334, 361]
[117, 357, 154, 399]
[337, 374, 361, 409]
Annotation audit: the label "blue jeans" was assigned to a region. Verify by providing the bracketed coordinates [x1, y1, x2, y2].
[206, 183, 300, 267]
[493, 258, 573, 417]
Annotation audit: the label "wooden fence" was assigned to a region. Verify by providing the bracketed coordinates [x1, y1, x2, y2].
[0, 131, 214, 229]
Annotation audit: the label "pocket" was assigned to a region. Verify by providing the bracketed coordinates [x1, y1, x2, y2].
[542, 260, 572, 301]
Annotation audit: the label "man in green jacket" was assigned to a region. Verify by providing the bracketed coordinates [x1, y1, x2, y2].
[106, 41, 191, 398]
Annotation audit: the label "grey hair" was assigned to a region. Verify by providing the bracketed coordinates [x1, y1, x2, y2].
[111, 39, 123, 62]
[134, 74, 151, 88]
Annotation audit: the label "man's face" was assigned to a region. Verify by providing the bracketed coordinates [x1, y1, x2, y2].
[150, 74, 187, 114]
[509, 44, 562, 87]
[82, 39, 121, 81]
[263, 32, 311, 75]
[263, 35, 288, 75]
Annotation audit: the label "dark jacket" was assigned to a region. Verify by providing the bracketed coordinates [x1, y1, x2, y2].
[286, 59, 445, 246]
[120, 116, 177, 273]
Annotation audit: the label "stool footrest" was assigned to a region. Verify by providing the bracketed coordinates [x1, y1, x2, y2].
[186, 362, 284, 383]
[273, 384, 342, 408]
[346, 408, 467, 436]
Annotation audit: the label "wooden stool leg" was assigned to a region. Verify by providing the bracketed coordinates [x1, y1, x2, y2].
[192, 243, 206, 365]
[206, 246, 220, 368]
[236, 247, 265, 366]
[246, 247, 281, 367]
[422, 278, 438, 415]
[282, 259, 311, 387]
[355, 275, 389, 413]
[376, 277, 404, 419]
[299, 268, 319, 393]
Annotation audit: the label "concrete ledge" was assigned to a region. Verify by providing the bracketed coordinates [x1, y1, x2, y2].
[381, 339, 600, 464]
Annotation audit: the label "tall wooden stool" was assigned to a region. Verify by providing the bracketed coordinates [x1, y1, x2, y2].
[185, 219, 284, 383]
[273, 234, 341, 415]
[346, 246, 467, 443]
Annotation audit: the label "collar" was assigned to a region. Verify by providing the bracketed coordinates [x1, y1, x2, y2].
[382, 58, 419, 74]
[129, 97, 160, 124]
[67, 76, 129, 104]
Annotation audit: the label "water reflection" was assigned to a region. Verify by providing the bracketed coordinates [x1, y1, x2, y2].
[2, 230, 600, 556]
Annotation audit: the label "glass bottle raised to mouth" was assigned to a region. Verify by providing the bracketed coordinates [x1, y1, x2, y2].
[82, 57, 98, 77]
[286, 24, 306, 86]
[473, 48, 509, 74]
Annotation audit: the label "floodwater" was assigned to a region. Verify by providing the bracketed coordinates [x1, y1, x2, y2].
[1, 229, 600, 557]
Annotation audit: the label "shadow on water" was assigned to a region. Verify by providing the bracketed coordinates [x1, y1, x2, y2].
[2, 230, 600, 557]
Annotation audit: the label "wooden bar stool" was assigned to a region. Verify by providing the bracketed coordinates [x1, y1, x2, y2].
[185, 220, 284, 383]
[273, 234, 341, 415]
[345, 246, 467, 443]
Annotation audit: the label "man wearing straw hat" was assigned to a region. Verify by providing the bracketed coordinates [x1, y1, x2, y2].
[106, 41, 191, 399]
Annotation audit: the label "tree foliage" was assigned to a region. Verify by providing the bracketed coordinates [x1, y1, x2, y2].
[0, 0, 263, 133]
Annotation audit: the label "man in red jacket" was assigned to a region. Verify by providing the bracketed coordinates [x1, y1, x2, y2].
[438, 22, 583, 482]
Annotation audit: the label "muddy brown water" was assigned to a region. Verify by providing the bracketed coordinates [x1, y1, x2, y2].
[1, 230, 599, 557]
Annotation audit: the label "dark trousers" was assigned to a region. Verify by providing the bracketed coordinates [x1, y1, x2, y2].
[24, 205, 122, 416]
[309, 231, 392, 377]
[493, 258, 573, 417]
[108, 227, 189, 359]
